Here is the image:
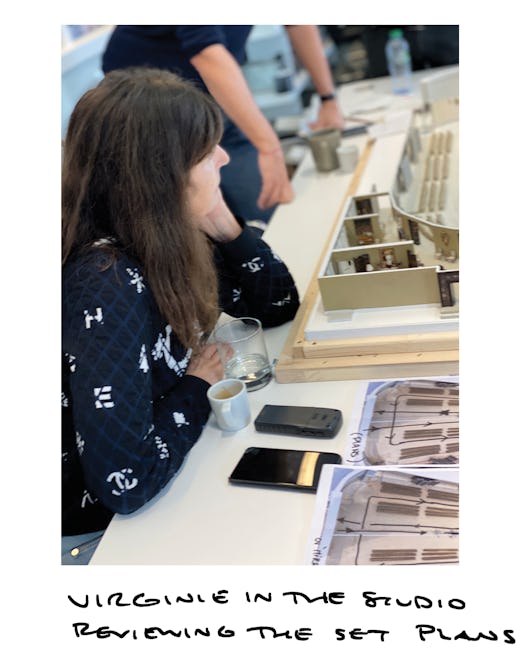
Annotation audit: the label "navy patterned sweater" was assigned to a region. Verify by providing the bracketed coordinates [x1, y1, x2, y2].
[62, 225, 299, 535]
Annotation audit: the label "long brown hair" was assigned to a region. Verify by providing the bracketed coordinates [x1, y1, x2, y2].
[62, 67, 223, 351]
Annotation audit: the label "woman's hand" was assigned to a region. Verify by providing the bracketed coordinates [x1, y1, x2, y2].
[186, 344, 225, 385]
[196, 192, 243, 243]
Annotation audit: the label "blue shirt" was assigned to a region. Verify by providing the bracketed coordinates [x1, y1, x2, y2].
[102, 25, 253, 93]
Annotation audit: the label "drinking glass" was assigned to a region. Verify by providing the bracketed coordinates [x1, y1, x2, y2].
[213, 317, 272, 391]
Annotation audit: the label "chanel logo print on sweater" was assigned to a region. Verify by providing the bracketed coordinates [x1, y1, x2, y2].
[242, 256, 264, 272]
[106, 468, 139, 496]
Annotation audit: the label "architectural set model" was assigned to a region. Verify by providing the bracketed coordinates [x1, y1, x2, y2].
[275, 68, 460, 384]
[312, 69, 459, 338]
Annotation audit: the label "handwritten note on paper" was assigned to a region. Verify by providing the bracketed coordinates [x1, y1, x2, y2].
[64, 588, 516, 645]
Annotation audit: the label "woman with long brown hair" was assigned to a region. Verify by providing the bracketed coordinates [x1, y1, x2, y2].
[62, 67, 299, 561]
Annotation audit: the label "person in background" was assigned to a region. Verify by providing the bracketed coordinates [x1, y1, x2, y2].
[102, 25, 345, 224]
[62, 67, 299, 563]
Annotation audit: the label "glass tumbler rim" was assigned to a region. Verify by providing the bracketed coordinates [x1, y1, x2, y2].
[213, 316, 262, 344]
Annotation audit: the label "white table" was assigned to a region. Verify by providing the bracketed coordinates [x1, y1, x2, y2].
[91, 68, 456, 565]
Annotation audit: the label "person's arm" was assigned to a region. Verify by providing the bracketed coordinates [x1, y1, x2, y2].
[285, 25, 345, 130]
[63, 253, 219, 516]
[190, 44, 293, 210]
[200, 197, 299, 327]
[217, 229, 299, 327]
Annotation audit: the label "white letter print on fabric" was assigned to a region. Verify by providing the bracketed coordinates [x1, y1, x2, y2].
[242, 256, 264, 273]
[94, 386, 115, 408]
[84, 307, 103, 329]
[139, 344, 150, 373]
[272, 292, 292, 307]
[154, 435, 169, 459]
[81, 489, 97, 508]
[173, 411, 189, 427]
[75, 431, 85, 456]
[143, 424, 155, 440]
[107, 468, 139, 496]
[126, 267, 145, 293]
[65, 352, 76, 372]
[151, 325, 191, 375]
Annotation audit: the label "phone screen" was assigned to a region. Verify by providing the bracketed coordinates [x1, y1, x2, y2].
[229, 447, 342, 491]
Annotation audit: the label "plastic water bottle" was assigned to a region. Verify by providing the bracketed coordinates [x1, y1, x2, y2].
[385, 29, 413, 94]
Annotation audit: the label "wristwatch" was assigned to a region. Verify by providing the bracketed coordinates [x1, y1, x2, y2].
[320, 93, 336, 102]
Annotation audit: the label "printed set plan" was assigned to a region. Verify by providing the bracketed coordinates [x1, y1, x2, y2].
[306, 466, 459, 565]
[344, 376, 459, 467]
[306, 376, 459, 565]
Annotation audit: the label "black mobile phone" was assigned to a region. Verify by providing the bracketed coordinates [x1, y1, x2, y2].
[254, 404, 342, 438]
[229, 446, 342, 492]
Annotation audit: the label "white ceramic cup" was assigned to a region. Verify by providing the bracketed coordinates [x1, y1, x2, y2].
[207, 378, 251, 432]
[336, 144, 359, 173]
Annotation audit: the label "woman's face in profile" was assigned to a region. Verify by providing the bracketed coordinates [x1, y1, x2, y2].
[187, 145, 230, 218]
